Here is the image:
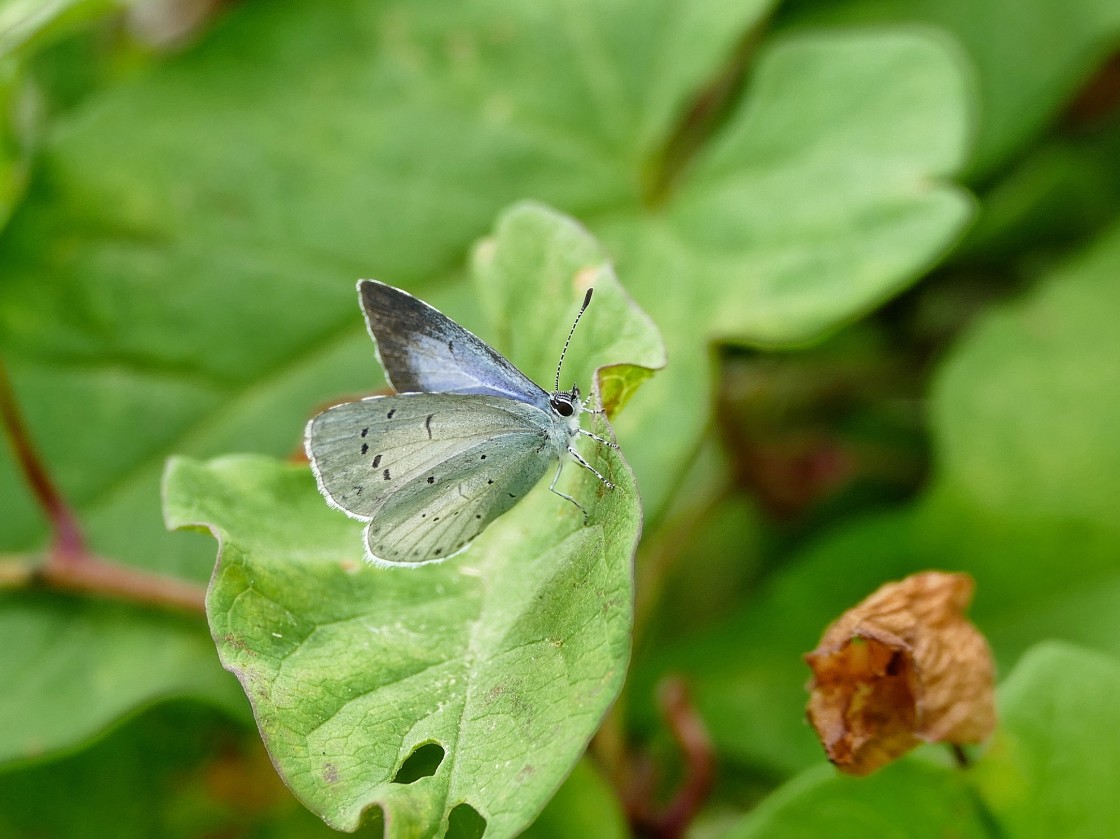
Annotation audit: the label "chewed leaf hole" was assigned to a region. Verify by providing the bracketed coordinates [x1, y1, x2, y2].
[392, 742, 445, 784]
[444, 802, 486, 839]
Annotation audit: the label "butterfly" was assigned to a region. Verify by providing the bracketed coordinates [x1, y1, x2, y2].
[304, 280, 614, 566]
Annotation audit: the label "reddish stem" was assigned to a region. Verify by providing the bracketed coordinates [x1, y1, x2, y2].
[627, 677, 716, 839]
[0, 357, 207, 615]
[0, 358, 86, 559]
[33, 553, 207, 614]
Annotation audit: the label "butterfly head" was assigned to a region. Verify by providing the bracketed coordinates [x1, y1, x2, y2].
[549, 385, 581, 418]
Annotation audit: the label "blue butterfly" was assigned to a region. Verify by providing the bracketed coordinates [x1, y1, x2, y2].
[305, 281, 613, 566]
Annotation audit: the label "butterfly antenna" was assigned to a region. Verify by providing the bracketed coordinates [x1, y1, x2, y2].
[555, 288, 594, 391]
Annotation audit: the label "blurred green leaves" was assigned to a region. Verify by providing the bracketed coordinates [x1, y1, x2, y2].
[784, 0, 1120, 178]
[0, 0, 1118, 835]
[645, 216, 1120, 775]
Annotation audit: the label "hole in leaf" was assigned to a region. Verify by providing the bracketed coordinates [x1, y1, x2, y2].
[355, 804, 385, 837]
[444, 802, 486, 839]
[392, 742, 445, 784]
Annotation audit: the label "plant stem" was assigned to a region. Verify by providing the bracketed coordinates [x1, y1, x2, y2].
[623, 677, 716, 839]
[0, 357, 85, 557]
[0, 357, 207, 615]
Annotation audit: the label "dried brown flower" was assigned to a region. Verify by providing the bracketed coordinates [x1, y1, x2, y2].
[805, 571, 996, 775]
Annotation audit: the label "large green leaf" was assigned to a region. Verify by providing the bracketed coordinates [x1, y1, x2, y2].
[164, 205, 659, 836]
[641, 217, 1120, 774]
[164, 444, 634, 837]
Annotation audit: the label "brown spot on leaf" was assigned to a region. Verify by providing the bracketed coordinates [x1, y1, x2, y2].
[804, 571, 996, 775]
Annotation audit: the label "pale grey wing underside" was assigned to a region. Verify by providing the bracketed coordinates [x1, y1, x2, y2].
[305, 393, 562, 564]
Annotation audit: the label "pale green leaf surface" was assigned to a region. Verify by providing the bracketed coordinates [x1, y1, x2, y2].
[640, 218, 1120, 773]
[164, 447, 637, 837]
[472, 203, 664, 415]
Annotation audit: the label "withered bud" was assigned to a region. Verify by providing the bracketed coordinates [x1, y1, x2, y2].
[804, 571, 996, 775]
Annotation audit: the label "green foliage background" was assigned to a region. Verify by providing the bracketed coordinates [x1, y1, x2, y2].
[1, 0, 1119, 836]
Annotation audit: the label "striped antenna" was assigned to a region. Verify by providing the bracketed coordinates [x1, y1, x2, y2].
[554, 288, 594, 392]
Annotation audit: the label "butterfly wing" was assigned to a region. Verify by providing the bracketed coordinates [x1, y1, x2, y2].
[305, 392, 562, 564]
[359, 280, 547, 407]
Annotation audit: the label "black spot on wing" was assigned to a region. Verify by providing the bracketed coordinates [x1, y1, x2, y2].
[361, 443, 369, 455]
[382, 469, 391, 481]
[372, 454, 382, 467]
[425, 414, 434, 439]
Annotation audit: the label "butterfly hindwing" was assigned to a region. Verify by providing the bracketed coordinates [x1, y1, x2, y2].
[365, 436, 554, 564]
[359, 280, 546, 406]
[305, 393, 562, 562]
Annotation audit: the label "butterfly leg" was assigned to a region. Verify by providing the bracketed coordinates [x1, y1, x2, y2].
[567, 445, 615, 489]
[549, 460, 589, 524]
[577, 428, 619, 449]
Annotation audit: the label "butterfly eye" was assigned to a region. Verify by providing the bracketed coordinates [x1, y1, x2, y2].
[551, 395, 575, 417]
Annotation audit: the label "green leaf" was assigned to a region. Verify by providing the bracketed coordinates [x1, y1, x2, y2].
[723, 761, 989, 839]
[164, 448, 637, 836]
[0, 701, 356, 838]
[0, 595, 246, 766]
[472, 202, 665, 418]
[163, 207, 658, 835]
[932, 224, 1120, 523]
[971, 642, 1120, 839]
[0, 4, 973, 559]
[782, 0, 1120, 178]
[640, 217, 1120, 773]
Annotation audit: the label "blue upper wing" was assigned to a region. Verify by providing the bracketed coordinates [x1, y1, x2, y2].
[358, 280, 547, 407]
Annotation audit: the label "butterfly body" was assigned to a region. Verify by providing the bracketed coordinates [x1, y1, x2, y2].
[305, 280, 602, 566]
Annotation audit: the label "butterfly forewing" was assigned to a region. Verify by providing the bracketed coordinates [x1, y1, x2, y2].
[306, 393, 563, 562]
[360, 280, 546, 406]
